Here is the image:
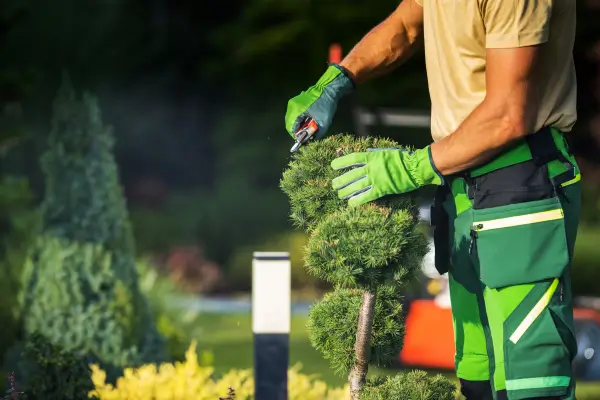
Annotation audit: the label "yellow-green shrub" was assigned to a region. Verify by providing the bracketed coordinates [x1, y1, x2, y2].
[89, 341, 349, 400]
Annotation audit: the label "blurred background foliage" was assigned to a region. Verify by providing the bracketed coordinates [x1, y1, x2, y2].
[1, 0, 600, 300]
[0, 1, 599, 396]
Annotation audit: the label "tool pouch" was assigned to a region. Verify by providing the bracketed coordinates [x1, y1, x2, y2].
[467, 128, 574, 289]
[431, 184, 452, 275]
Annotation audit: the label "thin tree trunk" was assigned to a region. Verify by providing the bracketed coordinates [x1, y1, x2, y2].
[348, 290, 377, 400]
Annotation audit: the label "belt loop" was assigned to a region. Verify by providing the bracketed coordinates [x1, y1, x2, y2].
[430, 182, 450, 227]
[526, 126, 571, 167]
[562, 132, 574, 156]
[459, 172, 476, 200]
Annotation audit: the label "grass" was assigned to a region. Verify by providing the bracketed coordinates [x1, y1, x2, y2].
[196, 313, 348, 384]
[194, 312, 600, 399]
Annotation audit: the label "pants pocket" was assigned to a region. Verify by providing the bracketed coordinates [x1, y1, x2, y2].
[470, 196, 570, 289]
[502, 279, 575, 399]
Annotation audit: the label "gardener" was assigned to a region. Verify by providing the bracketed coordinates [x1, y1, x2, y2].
[284, 1, 580, 399]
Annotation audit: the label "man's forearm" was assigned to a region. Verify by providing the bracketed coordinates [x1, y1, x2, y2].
[339, 1, 423, 84]
[430, 96, 537, 176]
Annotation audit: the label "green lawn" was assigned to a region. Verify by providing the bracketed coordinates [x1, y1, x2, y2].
[196, 312, 351, 384]
[194, 312, 600, 399]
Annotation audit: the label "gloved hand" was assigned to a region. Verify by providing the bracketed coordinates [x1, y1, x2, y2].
[285, 64, 354, 140]
[331, 146, 444, 207]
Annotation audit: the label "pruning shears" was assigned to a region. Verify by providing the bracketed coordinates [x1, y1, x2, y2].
[290, 118, 319, 153]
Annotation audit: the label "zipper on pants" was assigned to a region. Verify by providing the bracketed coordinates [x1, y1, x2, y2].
[472, 209, 564, 233]
[469, 225, 481, 255]
[559, 278, 564, 302]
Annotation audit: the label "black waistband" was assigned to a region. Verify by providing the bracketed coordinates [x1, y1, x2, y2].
[525, 127, 571, 166]
[461, 128, 573, 208]
[456, 127, 571, 184]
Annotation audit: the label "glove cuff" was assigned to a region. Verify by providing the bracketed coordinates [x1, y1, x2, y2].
[409, 146, 444, 187]
[425, 146, 444, 186]
[318, 64, 354, 99]
[330, 63, 357, 90]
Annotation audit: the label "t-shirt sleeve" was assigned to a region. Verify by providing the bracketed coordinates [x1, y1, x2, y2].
[480, 0, 553, 48]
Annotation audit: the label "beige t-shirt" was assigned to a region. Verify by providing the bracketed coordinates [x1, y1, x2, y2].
[414, 0, 577, 142]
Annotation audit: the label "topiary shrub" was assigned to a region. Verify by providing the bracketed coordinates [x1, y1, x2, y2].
[280, 134, 456, 399]
[15, 73, 167, 390]
[307, 286, 405, 377]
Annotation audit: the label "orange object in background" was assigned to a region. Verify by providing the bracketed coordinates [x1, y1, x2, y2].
[398, 298, 600, 375]
[574, 307, 600, 325]
[399, 299, 456, 370]
[328, 43, 343, 64]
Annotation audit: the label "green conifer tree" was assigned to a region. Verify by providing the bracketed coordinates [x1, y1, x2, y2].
[18, 73, 167, 385]
[281, 135, 456, 400]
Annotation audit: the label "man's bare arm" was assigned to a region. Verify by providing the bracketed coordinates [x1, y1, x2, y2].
[430, 45, 543, 176]
[339, 0, 424, 84]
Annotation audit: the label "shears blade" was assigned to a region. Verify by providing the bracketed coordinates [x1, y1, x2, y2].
[290, 118, 319, 153]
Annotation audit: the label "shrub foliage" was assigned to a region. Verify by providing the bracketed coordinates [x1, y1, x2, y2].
[280, 135, 416, 232]
[361, 371, 457, 400]
[9, 332, 96, 400]
[89, 341, 348, 400]
[0, 176, 39, 365]
[307, 286, 406, 376]
[280, 134, 455, 398]
[17, 74, 167, 389]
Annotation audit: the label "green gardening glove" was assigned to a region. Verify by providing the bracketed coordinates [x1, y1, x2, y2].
[285, 64, 354, 140]
[331, 146, 444, 207]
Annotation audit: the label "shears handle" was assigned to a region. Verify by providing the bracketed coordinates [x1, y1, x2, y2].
[290, 118, 319, 153]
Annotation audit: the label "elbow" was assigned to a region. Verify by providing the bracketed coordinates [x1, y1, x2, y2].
[488, 99, 536, 143]
[500, 114, 530, 141]
[484, 90, 538, 143]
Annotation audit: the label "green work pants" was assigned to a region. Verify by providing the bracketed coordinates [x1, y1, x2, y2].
[433, 130, 582, 400]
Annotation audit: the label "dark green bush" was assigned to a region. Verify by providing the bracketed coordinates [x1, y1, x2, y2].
[0, 176, 39, 364]
[22, 238, 165, 374]
[17, 74, 167, 387]
[8, 333, 95, 400]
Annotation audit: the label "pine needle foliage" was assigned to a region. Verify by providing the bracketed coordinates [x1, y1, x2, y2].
[361, 371, 457, 400]
[280, 134, 456, 398]
[18, 74, 167, 387]
[281, 134, 427, 290]
[306, 286, 405, 376]
[280, 134, 416, 232]
[304, 204, 428, 290]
